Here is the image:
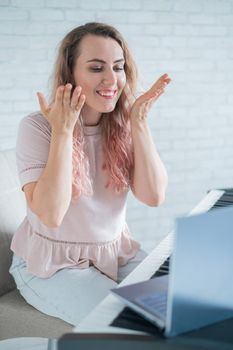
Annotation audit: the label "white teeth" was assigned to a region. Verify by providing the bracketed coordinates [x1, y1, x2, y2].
[97, 91, 116, 97]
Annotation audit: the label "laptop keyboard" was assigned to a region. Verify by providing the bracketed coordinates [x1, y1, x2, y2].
[135, 292, 167, 319]
[110, 257, 171, 332]
[132, 257, 170, 319]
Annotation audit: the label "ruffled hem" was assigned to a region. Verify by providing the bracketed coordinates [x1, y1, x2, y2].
[10, 223, 140, 281]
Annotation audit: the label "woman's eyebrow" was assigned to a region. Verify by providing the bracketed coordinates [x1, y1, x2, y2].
[86, 58, 125, 64]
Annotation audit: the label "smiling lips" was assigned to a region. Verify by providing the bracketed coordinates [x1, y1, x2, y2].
[96, 89, 117, 99]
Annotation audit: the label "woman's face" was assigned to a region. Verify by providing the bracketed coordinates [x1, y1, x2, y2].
[73, 34, 126, 117]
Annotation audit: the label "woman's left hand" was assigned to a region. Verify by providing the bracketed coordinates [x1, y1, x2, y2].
[127, 73, 171, 122]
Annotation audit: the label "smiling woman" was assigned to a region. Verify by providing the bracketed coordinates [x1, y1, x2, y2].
[73, 35, 126, 121]
[9, 22, 170, 326]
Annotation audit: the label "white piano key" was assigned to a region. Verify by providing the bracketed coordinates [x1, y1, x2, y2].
[189, 190, 224, 216]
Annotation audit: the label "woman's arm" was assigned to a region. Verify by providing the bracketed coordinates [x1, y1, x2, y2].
[127, 73, 171, 207]
[30, 129, 73, 228]
[29, 83, 85, 227]
[130, 118, 168, 207]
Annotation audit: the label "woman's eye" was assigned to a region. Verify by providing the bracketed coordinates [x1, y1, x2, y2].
[89, 66, 124, 72]
[90, 67, 103, 72]
[114, 66, 124, 71]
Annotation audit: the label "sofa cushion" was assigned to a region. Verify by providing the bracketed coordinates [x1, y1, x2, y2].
[0, 289, 72, 340]
[0, 149, 26, 296]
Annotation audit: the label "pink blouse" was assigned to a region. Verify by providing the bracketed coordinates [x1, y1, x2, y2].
[10, 112, 140, 281]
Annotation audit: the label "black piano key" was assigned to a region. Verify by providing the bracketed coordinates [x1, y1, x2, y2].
[220, 194, 233, 201]
[216, 202, 233, 206]
[150, 256, 170, 279]
[218, 195, 233, 201]
[214, 197, 233, 206]
[208, 188, 233, 196]
[214, 202, 232, 207]
[217, 187, 233, 193]
[163, 262, 170, 269]
[209, 188, 233, 211]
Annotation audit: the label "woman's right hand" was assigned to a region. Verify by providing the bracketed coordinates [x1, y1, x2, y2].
[36, 83, 86, 134]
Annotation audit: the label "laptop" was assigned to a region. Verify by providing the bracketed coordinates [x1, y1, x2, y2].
[111, 206, 233, 337]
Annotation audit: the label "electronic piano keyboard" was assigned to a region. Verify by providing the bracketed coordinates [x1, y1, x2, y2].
[73, 188, 233, 336]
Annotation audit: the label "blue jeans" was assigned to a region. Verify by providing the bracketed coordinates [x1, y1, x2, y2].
[9, 250, 147, 326]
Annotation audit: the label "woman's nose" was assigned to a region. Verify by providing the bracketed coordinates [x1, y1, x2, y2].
[102, 69, 117, 85]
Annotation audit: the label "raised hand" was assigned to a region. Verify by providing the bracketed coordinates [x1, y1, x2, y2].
[126, 74, 171, 122]
[36, 83, 86, 134]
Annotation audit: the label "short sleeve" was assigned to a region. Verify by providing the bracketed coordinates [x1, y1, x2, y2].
[16, 111, 51, 191]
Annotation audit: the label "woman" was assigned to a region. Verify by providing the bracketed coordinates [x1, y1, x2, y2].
[9, 22, 170, 326]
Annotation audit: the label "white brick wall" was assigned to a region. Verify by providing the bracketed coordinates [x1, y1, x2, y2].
[1, 0, 233, 253]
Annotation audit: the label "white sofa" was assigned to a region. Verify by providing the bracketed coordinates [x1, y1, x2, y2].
[0, 149, 72, 340]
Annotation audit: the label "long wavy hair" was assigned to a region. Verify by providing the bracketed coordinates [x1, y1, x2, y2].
[48, 22, 139, 202]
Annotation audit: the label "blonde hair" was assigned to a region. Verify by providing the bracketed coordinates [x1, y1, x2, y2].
[48, 22, 139, 202]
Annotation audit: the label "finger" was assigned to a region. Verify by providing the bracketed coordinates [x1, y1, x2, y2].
[148, 74, 171, 96]
[159, 73, 172, 84]
[36, 92, 48, 116]
[63, 83, 72, 108]
[148, 85, 165, 100]
[164, 77, 172, 84]
[75, 94, 86, 112]
[55, 85, 65, 105]
[141, 88, 164, 109]
[70, 86, 82, 109]
[147, 89, 165, 106]
[151, 80, 167, 93]
[150, 88, 165, 102]
[135, 86, 165, 120]
[138, 84, 164, 103]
